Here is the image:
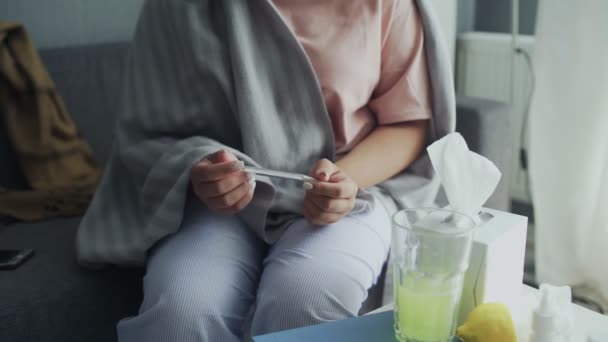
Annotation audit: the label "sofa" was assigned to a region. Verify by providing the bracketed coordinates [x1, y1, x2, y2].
[0, 42, 512, 342]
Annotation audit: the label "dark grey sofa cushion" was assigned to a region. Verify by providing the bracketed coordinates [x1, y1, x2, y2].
[1, 43, 140, 342]
[40, 43, 129, 163]
[456, 96, 512, 211]
[0, 42, 137, 342]
[0, 43, 128, 190]
[0, 219, 142, 342]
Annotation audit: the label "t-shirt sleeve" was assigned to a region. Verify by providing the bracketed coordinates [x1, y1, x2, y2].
[368, 0, 432, 124]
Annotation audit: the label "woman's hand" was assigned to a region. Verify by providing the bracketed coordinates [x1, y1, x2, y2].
[303, 159, 359, 225]
[190, 150, 255, 214]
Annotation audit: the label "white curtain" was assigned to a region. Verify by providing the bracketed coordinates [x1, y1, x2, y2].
[529, 0, 608, 302]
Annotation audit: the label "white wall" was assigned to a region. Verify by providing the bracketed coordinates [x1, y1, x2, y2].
[2, 0, 460, 55]
[0, 0, 145, 48]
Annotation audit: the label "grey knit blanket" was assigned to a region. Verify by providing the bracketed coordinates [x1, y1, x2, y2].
[76, 0, 455, 266]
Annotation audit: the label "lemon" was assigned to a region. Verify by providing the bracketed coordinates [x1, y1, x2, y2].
[456, 302, 516, 342]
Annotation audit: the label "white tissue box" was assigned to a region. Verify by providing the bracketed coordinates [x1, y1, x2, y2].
[458, 208, 528, 324]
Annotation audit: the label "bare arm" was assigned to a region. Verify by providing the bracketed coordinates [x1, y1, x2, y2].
[303, 120, 428, 225]
[335, 120, 429, 189]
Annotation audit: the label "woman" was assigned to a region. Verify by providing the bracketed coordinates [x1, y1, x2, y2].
[77, 0, 444, 341]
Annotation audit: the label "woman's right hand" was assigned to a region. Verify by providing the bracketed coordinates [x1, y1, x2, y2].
[190, 150, 256, 214]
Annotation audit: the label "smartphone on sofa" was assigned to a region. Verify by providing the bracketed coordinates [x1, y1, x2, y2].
[0, 249, 34, 270]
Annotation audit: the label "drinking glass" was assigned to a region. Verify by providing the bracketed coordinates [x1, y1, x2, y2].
[392, 208, 476, 342]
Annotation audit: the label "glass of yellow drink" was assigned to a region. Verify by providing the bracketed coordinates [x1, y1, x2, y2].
[392, 209, 476, 342]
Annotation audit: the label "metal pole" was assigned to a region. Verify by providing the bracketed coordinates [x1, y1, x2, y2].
[511, 0, 520, 106]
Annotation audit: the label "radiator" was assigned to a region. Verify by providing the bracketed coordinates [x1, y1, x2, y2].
[455, 31, 536, 203]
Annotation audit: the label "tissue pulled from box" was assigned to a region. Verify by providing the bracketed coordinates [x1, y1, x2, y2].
[427, 132, 502, 218]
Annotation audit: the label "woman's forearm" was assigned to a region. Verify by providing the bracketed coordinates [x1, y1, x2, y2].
[335, 120, 428, 189]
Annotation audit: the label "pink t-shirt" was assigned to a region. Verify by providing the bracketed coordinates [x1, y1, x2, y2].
[271, 0, 432, 155]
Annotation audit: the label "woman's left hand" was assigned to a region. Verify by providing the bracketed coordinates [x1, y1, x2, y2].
[303, 159, 359, 225]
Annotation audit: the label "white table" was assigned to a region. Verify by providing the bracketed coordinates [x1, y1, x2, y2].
[369, 284, 608, 342]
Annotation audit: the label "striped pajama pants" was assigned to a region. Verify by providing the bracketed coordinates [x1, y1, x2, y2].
[117, 196, 391, 342]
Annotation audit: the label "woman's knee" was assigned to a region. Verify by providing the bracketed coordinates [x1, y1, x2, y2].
[145, 273, 242, 323]
[134, 236, 262, 337]
[250, 262, 368, 335]
[118, 276, 247, 342]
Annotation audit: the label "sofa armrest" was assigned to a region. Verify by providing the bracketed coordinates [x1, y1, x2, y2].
[456, 96, 512, 211]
